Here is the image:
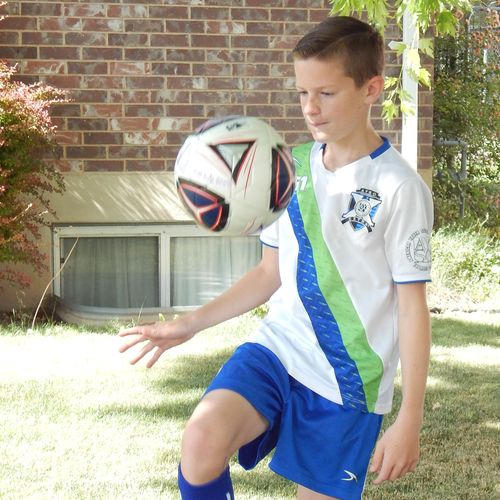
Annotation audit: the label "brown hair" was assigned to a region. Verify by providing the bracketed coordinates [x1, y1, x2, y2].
[292, 16, 384, 87]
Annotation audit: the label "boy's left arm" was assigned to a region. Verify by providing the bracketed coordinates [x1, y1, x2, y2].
[370, 282, 431, 485]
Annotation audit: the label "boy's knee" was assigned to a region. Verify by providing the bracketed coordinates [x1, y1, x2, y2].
[181, 414, 230, 483]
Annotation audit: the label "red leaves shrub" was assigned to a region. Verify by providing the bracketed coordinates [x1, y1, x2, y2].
[0, 61, 68, 289]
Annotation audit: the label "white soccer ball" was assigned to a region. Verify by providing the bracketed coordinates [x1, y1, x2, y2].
[174, 115, 295, 235]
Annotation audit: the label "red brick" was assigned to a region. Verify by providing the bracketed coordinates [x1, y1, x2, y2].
[151, 63, 191, 76]
[205, 21, 245, 34]
[164, 105, 205, 117]
[109, 90, 149, 104]
[0, 46, 37, 59]
[0, 31, 19, 45]
[247, 104, 283, 117]
[193, 63, 231, 77]
[54, 131, 82, 146]
[64, 3, 105, 17]
[231, 91, 269, 104]
[191, 34, 230, 48]
[246, 22, 283, 35]
[124, 131, 170, 145]
[247, 50, 284, 63]
[51, 104, 81, 117]
[67, 146, 106, 159]
[191, 91, 227, 104]
[191, 6, 230, 20]
[206, 49, 245, 63]
[150, 34, 190, 47]
[124, 19, 165, 33]
[82, 18, 124, 32]
[126, 160, 165, 172]
[0, 16, 37, 30]
[109, 62, 148, 76]
[108, 146, 148, 159]
[125, 48, 165, 61]
[125, 76, 166, 90]
[245, 78, 283, 91]
[83, 104, 123, 118]
[110, 118, 150, 131]
[22, 32, 63, 45]
[271, 9, 308, 22]
[84, 76, 125, 90]
[167, 76, 207, 90]
[39, 47, 80, 60]
[166, 48, 205, 62]
[107, 4, 148, 18]
[67, 118, 108, 131]
[71, 90, 108, 103]
[108, 33, 149, 47]
[206, 104, 245, 116]
[68, 62, 108, 75]
[231, 8, 269, 21]
[83, 47, 123, 60]
[39, 17, 82, 31]
[85, 160, 124, 172]
[207, 77, 243, 90]
[20, 60, 65, 74]
[165, 19, 204, 33]
[150, 90, 190, 104]
[41, 75, 81, 88]
[149, 6, 189, 19]
[84, 132, 123, 145]
[124, 105, 164, 117]
[65, 32, 106, 46]
[232, 64, 270, 77]
[231, 35, 269, 49]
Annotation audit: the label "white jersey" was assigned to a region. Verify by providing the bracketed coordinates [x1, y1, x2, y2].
[253, 139, 433, 414]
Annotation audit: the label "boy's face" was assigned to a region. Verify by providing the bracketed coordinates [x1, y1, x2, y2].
[294, 57, 379, 144]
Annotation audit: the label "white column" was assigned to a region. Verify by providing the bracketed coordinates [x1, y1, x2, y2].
[401, 9, 419, 170]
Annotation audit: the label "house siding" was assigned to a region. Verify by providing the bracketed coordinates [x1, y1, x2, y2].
[0, 0, 434, 311]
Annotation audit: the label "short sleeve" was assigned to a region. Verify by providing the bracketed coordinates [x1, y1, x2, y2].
[260, 217, 279, 248]
[384, 176, 434, 283]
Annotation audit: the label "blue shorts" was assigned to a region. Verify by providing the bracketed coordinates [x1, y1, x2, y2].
[205, 342, 383, 500]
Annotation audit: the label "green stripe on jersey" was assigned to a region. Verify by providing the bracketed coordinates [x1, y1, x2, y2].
[293, 142, 384, 412]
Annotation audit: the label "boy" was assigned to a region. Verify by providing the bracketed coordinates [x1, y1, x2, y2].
[118, 16, 433, 500]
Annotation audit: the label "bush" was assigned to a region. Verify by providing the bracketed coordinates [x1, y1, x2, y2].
[433, 7, 499, 229]
[0, 61, 67, 289]
[429, 223, 499, 309]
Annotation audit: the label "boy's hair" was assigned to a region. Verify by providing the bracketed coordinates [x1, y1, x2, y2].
[292, 16, 384, 87]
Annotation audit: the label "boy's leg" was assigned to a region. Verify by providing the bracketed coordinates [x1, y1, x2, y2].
[297, 485, 340, 500]
[181, 388, 269, 485]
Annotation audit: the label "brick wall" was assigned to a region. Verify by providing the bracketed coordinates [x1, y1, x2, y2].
[0, 0, 433, 174]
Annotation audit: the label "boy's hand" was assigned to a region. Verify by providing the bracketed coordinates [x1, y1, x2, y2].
[369, 416, 421, 485]
[118, 318, 195, 368]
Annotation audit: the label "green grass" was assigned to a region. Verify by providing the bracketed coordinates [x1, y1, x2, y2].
[0, 313, 498, 499]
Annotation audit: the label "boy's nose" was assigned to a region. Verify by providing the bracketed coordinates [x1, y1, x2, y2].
[303, 96, 320, 115]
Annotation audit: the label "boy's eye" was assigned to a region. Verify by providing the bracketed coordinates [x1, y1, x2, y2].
[321, 92, 334, 96]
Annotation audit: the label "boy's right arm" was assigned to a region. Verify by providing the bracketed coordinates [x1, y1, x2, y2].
[118, 245, 280, 368]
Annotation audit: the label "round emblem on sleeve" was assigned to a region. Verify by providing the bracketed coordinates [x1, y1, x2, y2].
[405, 229, 431, 272]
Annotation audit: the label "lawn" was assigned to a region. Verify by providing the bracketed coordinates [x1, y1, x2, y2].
[0, 312, 498, 499]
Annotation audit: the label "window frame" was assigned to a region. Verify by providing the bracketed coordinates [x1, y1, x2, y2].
[52, 224, 261, 314]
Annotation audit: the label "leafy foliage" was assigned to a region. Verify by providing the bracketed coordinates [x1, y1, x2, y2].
[433, 6, 499, 229]
[329, 0, 473, 121]
[430, 223, 499, 306]
[0, 61, 67, 289]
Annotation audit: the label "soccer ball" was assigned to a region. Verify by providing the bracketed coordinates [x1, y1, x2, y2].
[174, 115, 295, 235]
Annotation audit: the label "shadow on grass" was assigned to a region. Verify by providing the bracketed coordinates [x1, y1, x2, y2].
[98, 347, 234, 422]
[368, 318, 499, 498]
[431, 315, 499, 348]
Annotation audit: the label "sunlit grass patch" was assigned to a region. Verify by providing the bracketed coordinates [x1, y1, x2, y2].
[0, 313, 498, 499]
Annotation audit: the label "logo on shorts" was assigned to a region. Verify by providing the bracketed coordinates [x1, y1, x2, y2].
[341, 188, 382, 232]
[341, 470, 358, 482]
[405, 229, 431, 272]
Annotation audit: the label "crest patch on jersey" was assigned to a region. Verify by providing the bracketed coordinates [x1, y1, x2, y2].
[405, 229, 432, 271]
[341, 188, 382, 232]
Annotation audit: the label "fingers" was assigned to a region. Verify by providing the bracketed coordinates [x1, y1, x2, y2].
[372, 456, 418, 485]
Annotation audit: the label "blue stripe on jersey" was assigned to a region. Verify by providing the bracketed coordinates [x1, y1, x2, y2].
[287, 194, 368, 411]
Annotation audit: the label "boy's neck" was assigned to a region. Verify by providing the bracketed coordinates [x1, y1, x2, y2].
[322, 126, 383, 172]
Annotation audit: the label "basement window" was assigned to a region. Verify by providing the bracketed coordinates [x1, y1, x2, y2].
[52, 225, 261, 320]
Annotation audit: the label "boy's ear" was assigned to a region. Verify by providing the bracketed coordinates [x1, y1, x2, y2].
[364, 75, 384, 103]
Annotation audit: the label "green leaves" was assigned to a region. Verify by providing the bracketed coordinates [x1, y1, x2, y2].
[329, 0, 473, 122]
